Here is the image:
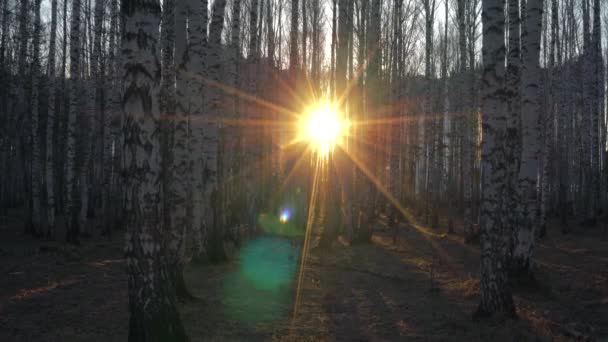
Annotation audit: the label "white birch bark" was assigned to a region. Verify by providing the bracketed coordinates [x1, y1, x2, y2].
[122, 0, 187, 338]
[289, 0, 299, 71]
[45, 0, 59, 237]
[65, 0, 82, 243]
[188, 0, 209, 257]
[590, 0, 603, 220]
[30, 0, 43, 234]
[477, 0, 515, 317]
[102, 0, 118, 232]
[173, 0, 191, 261]
[512, 0, 544, 273]
[205, 0, 227, 262]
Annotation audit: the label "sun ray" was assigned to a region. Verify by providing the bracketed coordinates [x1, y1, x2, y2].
[279, 136, 307, 151]
[269, 69, 309, 109]
[337, 145, 446, 239]
[353, 112, 463, 127]
[292, 157, 323, 321]
[279, 145, 313, 194]
[336, 53, 369, 109]
[186, 116, 294, 128]
[191, 72, 300, 119]
[347, 134, 402, 158]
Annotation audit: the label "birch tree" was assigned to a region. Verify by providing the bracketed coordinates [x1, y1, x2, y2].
[161, 0, 190, 300]
[65, 0, 82, 244]
[205, 0, 227, 263]
[0, 0, 9, 117]
[477, 0, 515, 318]
[289, 0, 299, 72]
[122, 0, 188, 339]
[188, 0, 209, 259]
[45, 0, 59, 237]
[30, 0, 43, 235]
[505, 0, 522, 257]
[590, 0, 603, 221]
[511, 0, 544, 275]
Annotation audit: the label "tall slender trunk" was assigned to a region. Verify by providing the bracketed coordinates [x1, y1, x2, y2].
[91, 0, 105, 222]
[477, 0, 515, 318]
[302, 0, 307, 74]
[423, 0, 436, 222]
[101, 0, 118, 233]
[122, 1, 187, 340]
[289, 0, 299, 72]
[30, 0, 43, 235]
[505, 0, 522, 260]
[249, 0, 259, 61]
[441, 0, 449, 206]
[17, 0, 31, 233]
[590, 0, 603, 220]
[330, 0, 336, 98]
[205, 0, 227, 263]
[311, 0, 320, 86]
[512, 0, 544, 275]
[65, 0, 82, 244]
[257, 0, 264, 58]
[230, 0, 243, 226]
[45, 0, 59, 238]
[0, 0, 9, 116]
[188, 0, 209, 258]
[164, 0, 193, 300]
[266, 0, 274, 66]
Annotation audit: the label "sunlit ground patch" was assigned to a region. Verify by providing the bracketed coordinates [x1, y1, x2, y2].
[222, 236, 300, 326]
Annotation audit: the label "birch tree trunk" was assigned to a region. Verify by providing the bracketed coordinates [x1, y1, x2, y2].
[122, 0, 188, 340]
[66, 0, 82, 244]
[330, 0, 336, 97]
[160, 0, 188, 300]
[30, 0, 43, 235]
[311, 0, 320, 86]
[505, 0, 522, 256]
[441, 0, 449, 207]
[16, 0, 31, 233]
[0, 0, 8, 117]
[477, 0, 515, 318]
[45, 0, 59, 238]
[107, 0, 123, 231]
[205, 0, 227, 263]
[422, 0, 436, 222]
[102, 0, 118, 233]
[188, 0, 209, 259]
[512, 0, 544, 275]
[249, 0, 259, 61]
[230, 0, 243, 225]
[590, 0, 603, 221]
[289, 0, 299, 72]
[57, 0, 68, 214]
[266, 0, 274, 66]
[91, 0, 105, 218]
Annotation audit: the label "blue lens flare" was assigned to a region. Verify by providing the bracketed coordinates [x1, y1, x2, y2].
[279, 207, 291, 223]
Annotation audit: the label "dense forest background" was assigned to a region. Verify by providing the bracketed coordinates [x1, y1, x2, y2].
[0, 0, 607, 340]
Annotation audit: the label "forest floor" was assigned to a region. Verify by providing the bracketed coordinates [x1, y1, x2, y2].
[0, 208, 607, 341]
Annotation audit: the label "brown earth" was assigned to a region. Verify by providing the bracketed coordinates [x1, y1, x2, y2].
[1, 209, 607, 341]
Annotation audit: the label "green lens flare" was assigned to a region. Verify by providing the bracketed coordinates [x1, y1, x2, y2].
[222, 236, 299, 326]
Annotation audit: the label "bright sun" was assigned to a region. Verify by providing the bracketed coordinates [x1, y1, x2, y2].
[300, 101, 348, 157]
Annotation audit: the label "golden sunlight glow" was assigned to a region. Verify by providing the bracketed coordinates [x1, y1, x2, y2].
[299, 101, 348, 157]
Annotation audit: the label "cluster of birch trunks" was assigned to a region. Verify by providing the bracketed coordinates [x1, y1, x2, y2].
[0, 0, 606, 337]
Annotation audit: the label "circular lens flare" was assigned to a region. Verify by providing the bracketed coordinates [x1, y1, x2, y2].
[279, 208, 291, 223]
